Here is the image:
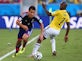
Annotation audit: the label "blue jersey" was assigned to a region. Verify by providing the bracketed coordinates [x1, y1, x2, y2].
[20, 14, 42, 31]
[18, 14, 42, 39]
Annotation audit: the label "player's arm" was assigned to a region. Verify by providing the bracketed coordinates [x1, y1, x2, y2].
[16, 20, 28, 31]
[40, 22, 44, 34]
[38, 19, 44, 41]
[34, 15, 44, 41]
[39, 22, 44, 41]
[42, 2, 52, 16]
[64, 22, 70, 42]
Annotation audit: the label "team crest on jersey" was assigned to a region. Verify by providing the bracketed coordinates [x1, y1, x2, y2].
[25, 20, 27, 22]
[64, 14, 66, 16]
[31, 19, 34, 22]
[28, 23, 30, 25]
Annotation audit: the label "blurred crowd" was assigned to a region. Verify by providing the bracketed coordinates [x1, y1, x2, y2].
[38, 0, 82, 4]
[0, 0, 21, 3]
[38, 0, 82, 16]
[0, 0, 82, 16]
[0, 0, 82, 4]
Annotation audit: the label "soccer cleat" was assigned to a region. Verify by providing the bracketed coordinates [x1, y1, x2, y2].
[19, 48, 25, 54]
[12, 52, 20, 58]
[52, 51, 56, 56]
[12, 54, 16, 58]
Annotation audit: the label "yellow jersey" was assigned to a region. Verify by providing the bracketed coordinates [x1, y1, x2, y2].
[49, 10, 70, 30]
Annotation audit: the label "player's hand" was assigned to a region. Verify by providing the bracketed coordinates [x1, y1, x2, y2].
[42, 2, 46, 9]
[16, 20, 21, 25]
[64, 35, 68, 43]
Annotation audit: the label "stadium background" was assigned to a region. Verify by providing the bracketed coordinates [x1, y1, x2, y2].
[0, 0, 82, 61]
[0, 0, 82, 29]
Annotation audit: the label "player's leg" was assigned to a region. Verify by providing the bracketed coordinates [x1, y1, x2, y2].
[32, 26, 50, 56]
[16, 38, 22, 53]
[22, 33, 29, 48]
[32, 36, 46, 55]
[20, 30, 33, 53]
[19, 33, 29, 54]
[49, 28, 60, 56]
[12, 29, 26, 58]
[15, 31, 23, 54]
[12, 32, 23, 57]
[50, 36, 56, 56]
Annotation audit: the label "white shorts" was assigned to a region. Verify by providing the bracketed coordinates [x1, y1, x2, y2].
[43, 25, 60, 38]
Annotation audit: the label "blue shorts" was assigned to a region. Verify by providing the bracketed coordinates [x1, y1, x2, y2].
[18, 28, 32, 39]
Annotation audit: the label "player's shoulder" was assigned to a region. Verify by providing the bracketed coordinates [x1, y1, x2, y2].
[53, 10, 60, 14]
[64, 10, 70, 16]
[60, 10, 69, 15]
[33, 14, 42, 23]
[21, 12, 28, 18]
[34, 14, 40, 20]
[63, 10, 70, 19]
[55, 10, 60, 12]
[58, 10, 65, 13]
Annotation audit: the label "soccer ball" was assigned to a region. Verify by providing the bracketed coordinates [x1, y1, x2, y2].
[34, 51, 43, 60]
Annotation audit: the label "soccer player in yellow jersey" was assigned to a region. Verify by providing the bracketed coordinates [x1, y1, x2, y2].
[31, 2, 70, 56]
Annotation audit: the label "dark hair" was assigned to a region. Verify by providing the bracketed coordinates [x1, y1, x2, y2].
[60, 1, 67, 9]
[62, 2, 67, 7]
[29, 6, 36, 11]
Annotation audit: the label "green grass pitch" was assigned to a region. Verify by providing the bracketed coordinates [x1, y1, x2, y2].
[0, 29, 82, 61]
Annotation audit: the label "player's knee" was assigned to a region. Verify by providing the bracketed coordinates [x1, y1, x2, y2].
[22, 36, 28, 40]
[22, 33, 29, 40]
[50, 36, 54, 39]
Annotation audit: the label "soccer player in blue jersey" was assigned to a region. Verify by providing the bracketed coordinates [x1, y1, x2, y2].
[12, 6, 44, 57]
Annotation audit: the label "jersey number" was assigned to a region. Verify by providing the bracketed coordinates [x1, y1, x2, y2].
[59, 18, 65, 25]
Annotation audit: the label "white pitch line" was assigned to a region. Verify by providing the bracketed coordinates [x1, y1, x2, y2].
[0, 35, 39, 61]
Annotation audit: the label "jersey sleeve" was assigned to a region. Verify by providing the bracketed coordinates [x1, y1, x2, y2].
[34, 15, 43, 24]
[51, 10, 59, 16]
[19, 12, 28, 21]
[66, 15, 70, 22]
[18, 16, 22, 21]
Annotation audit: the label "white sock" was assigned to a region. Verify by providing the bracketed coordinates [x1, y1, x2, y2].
[32, 43, 41, 55]
[50, 38, 56, 53]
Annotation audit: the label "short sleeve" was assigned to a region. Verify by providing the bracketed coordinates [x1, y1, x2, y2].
[34, 15, 43, 24]
[66, 15, 70, 22]
[19, 12, 28, 21]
